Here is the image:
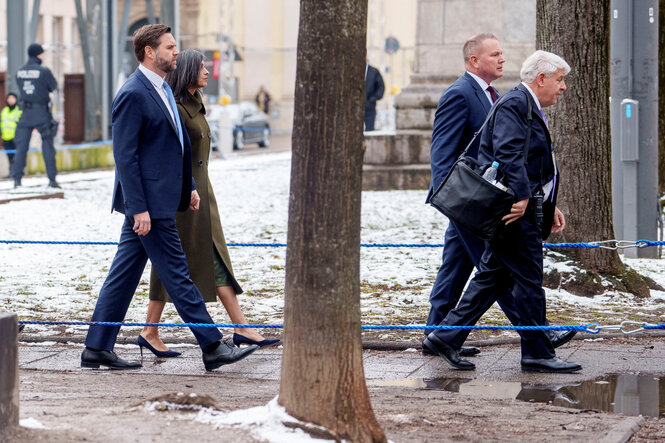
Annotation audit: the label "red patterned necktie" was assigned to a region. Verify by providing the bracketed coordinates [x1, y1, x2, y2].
[487, 86, 498, 103]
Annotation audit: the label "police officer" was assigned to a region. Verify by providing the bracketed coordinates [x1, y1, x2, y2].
[1, 92, 22, 175]
[11, 43, 59, 188]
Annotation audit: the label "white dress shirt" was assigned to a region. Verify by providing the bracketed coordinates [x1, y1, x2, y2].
[521, 82, 556, 200]
[467, 71, 494, 105]
[139, 64, 177, 125]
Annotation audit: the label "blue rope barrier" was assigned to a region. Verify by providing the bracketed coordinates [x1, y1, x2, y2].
[17, 320, 596, 333]
[543, 242, 599, 248]
[643, 324, 665, 330]
[3, 239, 664, 249]
[636, 240, 665, 248]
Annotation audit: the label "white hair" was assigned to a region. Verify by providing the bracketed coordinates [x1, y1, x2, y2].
[520, 50, 571, 83]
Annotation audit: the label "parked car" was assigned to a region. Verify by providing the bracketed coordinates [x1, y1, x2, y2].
[224, 102, 271, 150]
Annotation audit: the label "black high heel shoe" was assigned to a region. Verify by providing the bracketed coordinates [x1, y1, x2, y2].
[137, 335, 181, 360]
[233, 333, 280, 348]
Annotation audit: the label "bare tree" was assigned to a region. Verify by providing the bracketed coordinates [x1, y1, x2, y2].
[278, 1, 386, 441]
[537, 0, 649, 296]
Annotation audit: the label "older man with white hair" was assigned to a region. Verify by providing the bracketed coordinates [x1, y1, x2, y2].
[423, 50, 581, 374]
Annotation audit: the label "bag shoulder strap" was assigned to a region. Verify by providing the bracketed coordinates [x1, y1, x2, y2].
[458, 89, 533, 166]
[521, 90, 533, 166]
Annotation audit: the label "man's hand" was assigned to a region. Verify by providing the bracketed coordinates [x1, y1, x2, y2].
[190, 190, 200, 211]
[133, 211, 151, 236]
[502, 198, 529, 225]
[551, 206, 566, 234]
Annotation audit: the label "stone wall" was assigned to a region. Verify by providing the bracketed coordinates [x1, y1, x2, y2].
[363, 0, 537, 190]
[396, 0, 536, 131]
[0, 143, 114, 177]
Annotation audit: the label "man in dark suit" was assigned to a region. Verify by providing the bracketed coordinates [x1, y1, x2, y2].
[423, 50, 581, 373]
[424, 35, 575, 355]
[364, 55, 384, 131]
[81, 24, 257, 371]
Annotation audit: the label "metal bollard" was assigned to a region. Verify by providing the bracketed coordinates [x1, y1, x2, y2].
[0, 312, 19, 433]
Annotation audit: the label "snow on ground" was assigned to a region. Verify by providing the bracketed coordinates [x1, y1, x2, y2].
[140, 396, 334, 442]
[20, 417, 47, 429]
[194, 397, 333, 443]
[1, 151, 663, 340]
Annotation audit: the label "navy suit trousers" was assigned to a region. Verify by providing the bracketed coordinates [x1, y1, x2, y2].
[364, 108, 376, 131]
[425, 222, 523, 335]
[433, 212, 555, 359]
[11, 108, 57, 181]
[85, 216, 222, 351]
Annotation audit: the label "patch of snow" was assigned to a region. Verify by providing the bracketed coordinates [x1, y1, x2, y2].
[20, 417, 47, 429]
[195, 396, 334, 443]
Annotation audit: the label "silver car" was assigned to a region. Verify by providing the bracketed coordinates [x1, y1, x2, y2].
[225, 102, 271, 150]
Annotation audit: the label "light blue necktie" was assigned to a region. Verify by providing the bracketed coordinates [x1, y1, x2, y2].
[163, 81, 183, 152]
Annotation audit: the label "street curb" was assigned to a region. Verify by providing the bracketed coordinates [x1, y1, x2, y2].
[600, 416, 644, 443]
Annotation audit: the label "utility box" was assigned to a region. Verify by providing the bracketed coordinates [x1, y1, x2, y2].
[620, 99, 639, 162]
[64, 74, 85, 144]
[610, 0, 659, 258]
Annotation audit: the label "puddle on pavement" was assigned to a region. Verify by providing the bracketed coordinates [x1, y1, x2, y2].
[372, 373, 665, 417]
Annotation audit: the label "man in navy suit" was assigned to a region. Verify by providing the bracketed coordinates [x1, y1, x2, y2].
[364, 54, 384, 131]
[81, 24, 257, 371]
[423, 35, 575, 355]
[424, 50, 582, 373]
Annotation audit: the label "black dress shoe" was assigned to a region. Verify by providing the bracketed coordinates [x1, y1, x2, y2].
[422, 344, 480, 357]
[521, 357, 582, 373]
[48, 179, 61, 189]
[81, 348, 142, 369]
[549, 330, 577, 348]
[423, 333, 475, 370]
[202, 342, 259, 371]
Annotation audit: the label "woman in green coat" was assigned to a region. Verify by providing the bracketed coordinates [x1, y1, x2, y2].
[138, 49, 278, 357]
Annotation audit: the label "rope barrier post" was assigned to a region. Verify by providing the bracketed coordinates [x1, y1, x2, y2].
[0, 312, 19, 433]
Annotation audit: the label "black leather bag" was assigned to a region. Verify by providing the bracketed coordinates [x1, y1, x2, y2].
[429, 156, 515, 240]
[429, 92, 532, 241]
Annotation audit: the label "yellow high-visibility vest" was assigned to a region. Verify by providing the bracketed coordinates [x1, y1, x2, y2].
[1, 106, 22, 141]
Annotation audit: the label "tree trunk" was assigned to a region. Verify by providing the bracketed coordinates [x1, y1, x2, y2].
[537, 0, 649, 296]
[278, 1, 386, 442]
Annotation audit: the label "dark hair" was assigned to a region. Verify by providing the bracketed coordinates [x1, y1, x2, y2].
[463, 33, 497, 63]
[133, 24, 171, 62]
[165, 49, 205, 104]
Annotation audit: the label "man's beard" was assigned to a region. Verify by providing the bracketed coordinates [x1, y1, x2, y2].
[155, 51, 175, 73]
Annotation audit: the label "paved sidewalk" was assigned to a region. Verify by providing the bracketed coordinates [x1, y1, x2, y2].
[8, 333, 665, 442]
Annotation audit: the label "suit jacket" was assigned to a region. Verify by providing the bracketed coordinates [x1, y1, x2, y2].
[477, 83, 559, 237]
[426, 72, 496, 202]
[111, 68, 196, 218]
[365, 64, 385, 111]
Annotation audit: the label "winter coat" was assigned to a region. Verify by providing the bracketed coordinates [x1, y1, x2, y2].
[149, 90, 243, 302]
